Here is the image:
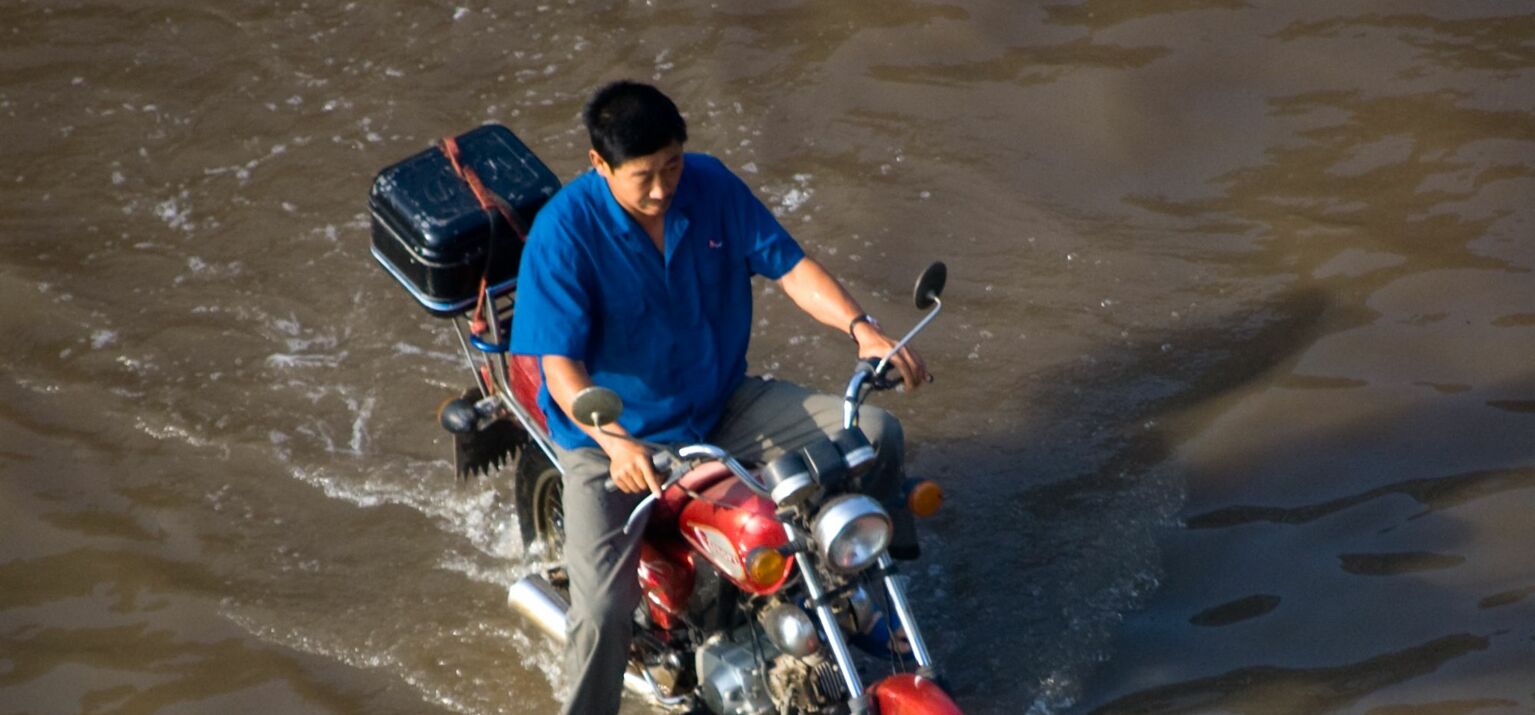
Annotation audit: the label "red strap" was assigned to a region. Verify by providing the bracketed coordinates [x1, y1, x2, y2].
[439, 135, 529, 335]
[440, 136, 527, 240]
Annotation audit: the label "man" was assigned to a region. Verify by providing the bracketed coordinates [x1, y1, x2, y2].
[510, 80, 928, 715]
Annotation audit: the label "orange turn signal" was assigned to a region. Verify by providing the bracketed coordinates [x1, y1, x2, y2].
[906, 479, 943, 518]
[745, 547, 787, 588]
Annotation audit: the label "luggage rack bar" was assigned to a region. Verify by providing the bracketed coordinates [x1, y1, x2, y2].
[450, 290, 562, 471]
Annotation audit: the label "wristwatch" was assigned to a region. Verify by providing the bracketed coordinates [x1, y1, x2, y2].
[847, 313, 879, 341]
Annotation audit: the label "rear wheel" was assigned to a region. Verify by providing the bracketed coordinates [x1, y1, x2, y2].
[514, 446, 565, 559]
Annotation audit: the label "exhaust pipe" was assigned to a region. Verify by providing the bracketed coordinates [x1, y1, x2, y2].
[508, 575, 571, 647]
[507, 576, 674, 705]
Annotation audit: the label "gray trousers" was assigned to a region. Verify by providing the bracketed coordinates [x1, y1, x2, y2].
[552, 376, 914, 715]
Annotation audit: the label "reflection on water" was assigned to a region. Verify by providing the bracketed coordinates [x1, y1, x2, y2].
[1185, 465, 1535, 527]
[1128, 88, 1533, 277]
[1, 0, 1532, 713]
[868, 39, 1169, 87]
[1043, 0, 1251, 32]
[1275, 13, 1535, 72]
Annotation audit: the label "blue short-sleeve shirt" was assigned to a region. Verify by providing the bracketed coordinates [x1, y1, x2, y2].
[511, 153, 805, 450]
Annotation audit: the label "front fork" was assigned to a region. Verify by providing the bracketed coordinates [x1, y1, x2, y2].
[874, 553, 935, 671]
[784, 527, 940, 714]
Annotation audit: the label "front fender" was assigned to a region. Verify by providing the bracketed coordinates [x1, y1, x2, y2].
[870, 673, 962, 715]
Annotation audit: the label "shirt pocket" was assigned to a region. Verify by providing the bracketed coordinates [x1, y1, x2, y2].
[694, 242, 731, 321]
[597, 290, 649, 350]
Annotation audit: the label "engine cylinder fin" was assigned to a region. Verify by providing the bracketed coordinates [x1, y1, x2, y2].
[813, 658, 847, 705]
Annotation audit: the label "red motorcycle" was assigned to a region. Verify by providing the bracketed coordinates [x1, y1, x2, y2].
[369, 125, 961, 714]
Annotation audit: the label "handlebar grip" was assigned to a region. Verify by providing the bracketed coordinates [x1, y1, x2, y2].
[604, 451, 674, 493]
[861, 357, 903, 391]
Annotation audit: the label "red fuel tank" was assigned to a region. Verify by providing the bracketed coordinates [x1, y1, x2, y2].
[650, 461, 793, 595]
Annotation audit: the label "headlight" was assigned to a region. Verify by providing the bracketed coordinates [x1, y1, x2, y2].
[811, 494, 892, 573]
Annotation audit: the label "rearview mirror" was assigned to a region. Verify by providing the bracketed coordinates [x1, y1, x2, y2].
[913, 261, 947, 310]
[571, 386, 623, 428]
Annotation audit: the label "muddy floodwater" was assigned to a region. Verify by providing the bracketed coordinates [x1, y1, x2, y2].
[2, 1, 1532, 713]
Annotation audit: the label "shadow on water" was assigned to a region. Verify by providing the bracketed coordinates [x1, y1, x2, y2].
[1072, 485, 1534, 715]
[1046, 341, 1535, 712]
[947, 294, 1535, 713]
[917, 280, 1335, 710]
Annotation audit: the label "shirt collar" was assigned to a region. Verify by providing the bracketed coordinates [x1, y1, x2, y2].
[587, 153, 699, 240]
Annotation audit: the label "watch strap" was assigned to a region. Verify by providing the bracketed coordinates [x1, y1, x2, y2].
[848, 313, 878, 341]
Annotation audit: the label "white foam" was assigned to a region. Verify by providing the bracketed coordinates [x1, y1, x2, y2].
[283, 457, 523, 561]
[154, 196, 193, 232]
[135, 416, 218, 451]
[266, 353, 344, 369]
[779, 188, 811, 213]
[392, 341, 462, 365]
[90, 329, 117, 349]
[347, 396, 374, 455]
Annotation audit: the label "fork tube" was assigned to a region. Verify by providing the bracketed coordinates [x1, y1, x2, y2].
[875, 553, 934, 669]
[842, 371, 870, 431]
[787, 526, 866, 702]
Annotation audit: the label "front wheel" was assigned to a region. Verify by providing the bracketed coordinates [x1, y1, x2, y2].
[514, 446, 564, 559]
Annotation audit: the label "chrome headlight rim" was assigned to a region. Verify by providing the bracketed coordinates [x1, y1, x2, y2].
[811, 494, 893, 573]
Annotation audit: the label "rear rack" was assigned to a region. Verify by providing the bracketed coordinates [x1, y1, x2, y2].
[449, 285, 560, 469]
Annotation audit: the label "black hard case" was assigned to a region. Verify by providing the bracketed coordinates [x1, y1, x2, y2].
[369, 124, 561, 317]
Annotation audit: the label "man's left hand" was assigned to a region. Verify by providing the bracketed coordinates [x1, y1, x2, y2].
[852, 320, 929, 391]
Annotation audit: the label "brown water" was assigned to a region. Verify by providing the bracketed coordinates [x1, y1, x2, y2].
[2, 2, 1532, 713]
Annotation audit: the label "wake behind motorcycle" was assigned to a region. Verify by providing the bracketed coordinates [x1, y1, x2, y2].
[368, 124, 961, 714]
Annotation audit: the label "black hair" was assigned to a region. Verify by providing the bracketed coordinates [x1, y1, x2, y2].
[583, 81, 688, 167]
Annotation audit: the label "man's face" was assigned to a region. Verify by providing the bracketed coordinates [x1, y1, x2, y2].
[591, 142, 684, 224]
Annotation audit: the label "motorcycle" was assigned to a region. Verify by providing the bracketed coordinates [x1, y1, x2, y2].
[368, 125, 961, 714]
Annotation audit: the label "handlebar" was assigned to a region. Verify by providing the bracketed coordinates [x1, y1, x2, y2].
[619, 456, 683, 535]
[603, 444, 767, 535]
[843, 289, 943, 430]
[608, 359, 931, 532]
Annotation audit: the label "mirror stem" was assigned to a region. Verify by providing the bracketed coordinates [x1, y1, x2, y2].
[873, 297, 942, 378]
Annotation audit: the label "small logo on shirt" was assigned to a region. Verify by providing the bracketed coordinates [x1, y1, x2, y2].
[708, 239, 723, 249]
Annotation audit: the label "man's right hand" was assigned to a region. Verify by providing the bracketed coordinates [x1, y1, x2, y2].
[540, 355, 663, 497]
[602, 436, 663, 496]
